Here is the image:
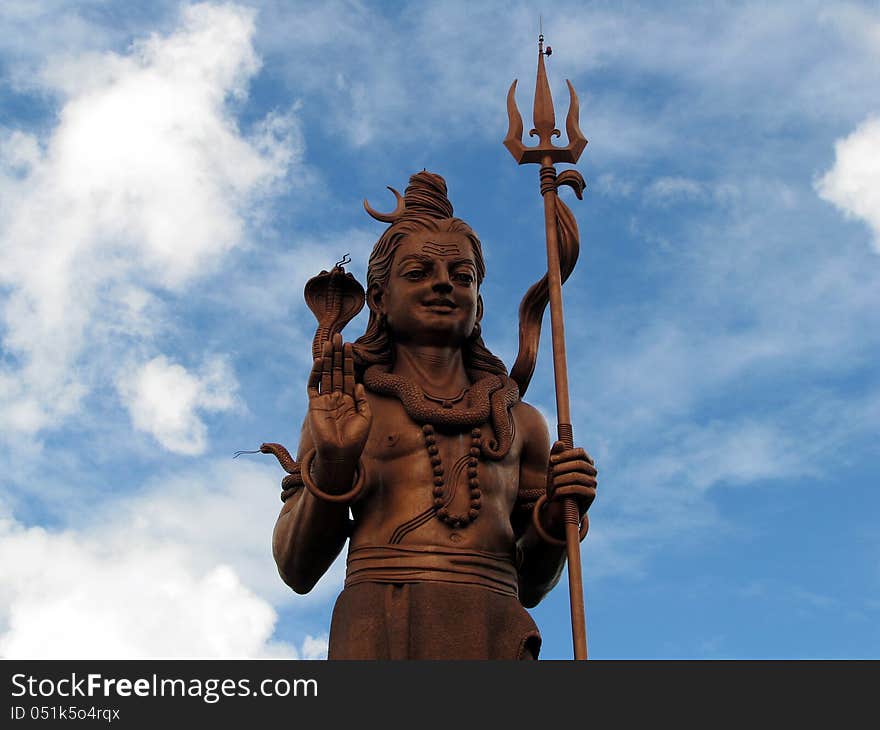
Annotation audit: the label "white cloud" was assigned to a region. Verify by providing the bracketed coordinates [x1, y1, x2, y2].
[117, 355, 239, 455]
[816, 115, 880, 253]
[0, 1, 124, 91]
[299, 634, 330, 660]
[643, 177, 740, 207]
[0, 458, 335, 659]
[0, 515, 284, 659]
[645, 176, 707, 204]
[0, 2, 300, 437]
[595, 173, 634, 198]
[621, 419, 807, 500]
[256, 2, 880, 164]
[576, 417, 808, 582]
[0, 129, 41, 174]
[98, 459, 347, 614]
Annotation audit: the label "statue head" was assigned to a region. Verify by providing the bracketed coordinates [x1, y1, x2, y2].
[353, 171, 507, 377]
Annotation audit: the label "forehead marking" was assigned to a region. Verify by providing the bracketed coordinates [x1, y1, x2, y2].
[422, 240, 461, 257]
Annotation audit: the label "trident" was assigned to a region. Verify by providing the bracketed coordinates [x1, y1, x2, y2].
[504, 33, 591, 659]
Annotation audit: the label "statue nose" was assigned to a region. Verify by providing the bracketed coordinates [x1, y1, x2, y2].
[432, 270, 453, 293]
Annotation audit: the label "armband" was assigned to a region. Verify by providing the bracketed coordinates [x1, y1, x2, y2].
[300, 448, 366, 504]
[531, 494, 588, 546]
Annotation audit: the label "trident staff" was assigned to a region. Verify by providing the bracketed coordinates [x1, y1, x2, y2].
[504, 33, 591, 660]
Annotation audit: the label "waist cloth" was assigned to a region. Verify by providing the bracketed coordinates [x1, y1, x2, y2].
[344, 544, 520, 597]
[329, 544, 541, 660]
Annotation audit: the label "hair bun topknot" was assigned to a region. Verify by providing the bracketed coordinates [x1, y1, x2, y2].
[403, 171, 454, 219]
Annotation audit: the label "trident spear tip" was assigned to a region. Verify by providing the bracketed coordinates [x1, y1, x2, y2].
[503, 29, 586, 165]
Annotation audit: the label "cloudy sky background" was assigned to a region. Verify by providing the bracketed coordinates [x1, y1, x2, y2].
[1, 0, 878, 659]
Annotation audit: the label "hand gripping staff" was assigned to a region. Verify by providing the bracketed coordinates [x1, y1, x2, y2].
[504, 32, 591, 660]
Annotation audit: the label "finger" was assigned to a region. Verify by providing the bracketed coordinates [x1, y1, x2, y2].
[343, 342, 356, 395]
[354, 383, 371, 417]
[553, 472, 597, 489]
[332, 334, 343, 392]
[321, 339, 333, 394]
[550, 440, 566, 455]
[552, 459, 597, 477]
[549, 447, 587, 465]
[308, 357, 322, 398]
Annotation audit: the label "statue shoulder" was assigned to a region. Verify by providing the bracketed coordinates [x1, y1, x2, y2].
[512, 399, 551, 444]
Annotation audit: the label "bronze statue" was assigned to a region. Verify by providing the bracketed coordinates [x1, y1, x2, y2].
[261, 36, 596, 659]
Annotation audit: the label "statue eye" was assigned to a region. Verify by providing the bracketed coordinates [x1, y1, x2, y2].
[403, 269, 426, 281]
[453, 272, 474, 285]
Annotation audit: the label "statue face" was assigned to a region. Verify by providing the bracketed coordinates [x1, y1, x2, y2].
[373, 229, 481, 347]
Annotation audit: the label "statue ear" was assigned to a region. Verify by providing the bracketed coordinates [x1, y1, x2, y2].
[476, 295, 484, 323]
[367, 283, 385, 315]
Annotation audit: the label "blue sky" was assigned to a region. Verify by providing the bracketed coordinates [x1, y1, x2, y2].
[0, 1, 878, 659]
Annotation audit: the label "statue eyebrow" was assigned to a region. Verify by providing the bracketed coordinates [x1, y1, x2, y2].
[397, 254, 475, 272]
[449, 258, 476, 269]
[397, 253, 434, 269]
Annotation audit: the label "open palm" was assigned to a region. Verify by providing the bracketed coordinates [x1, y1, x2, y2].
[308, 334, 371, 463]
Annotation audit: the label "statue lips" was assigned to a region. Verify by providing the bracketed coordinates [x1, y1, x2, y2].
[422, 298, 458, 313]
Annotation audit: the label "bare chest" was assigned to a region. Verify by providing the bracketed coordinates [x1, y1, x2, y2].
[354, 396, 520, 549]
[360, 395, 521, 503]
[363, 394, 517, 464]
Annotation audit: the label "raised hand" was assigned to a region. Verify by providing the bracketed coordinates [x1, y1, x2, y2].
[307, 333, 372, 466]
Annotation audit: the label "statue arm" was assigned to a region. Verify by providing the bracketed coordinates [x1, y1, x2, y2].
[513, 403, 568, 608]
[274, 335, 372, 594]
[271, 416, 353, 594]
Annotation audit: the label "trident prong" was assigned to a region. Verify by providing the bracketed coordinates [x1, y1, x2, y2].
[504, 37, 587, 165]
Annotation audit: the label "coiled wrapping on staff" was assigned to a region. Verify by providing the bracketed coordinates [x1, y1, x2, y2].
[509, 168, 585, 396]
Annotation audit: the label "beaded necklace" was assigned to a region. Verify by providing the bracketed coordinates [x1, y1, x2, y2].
[422, 424, 482, 527]
[363, 364, 520, 530]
